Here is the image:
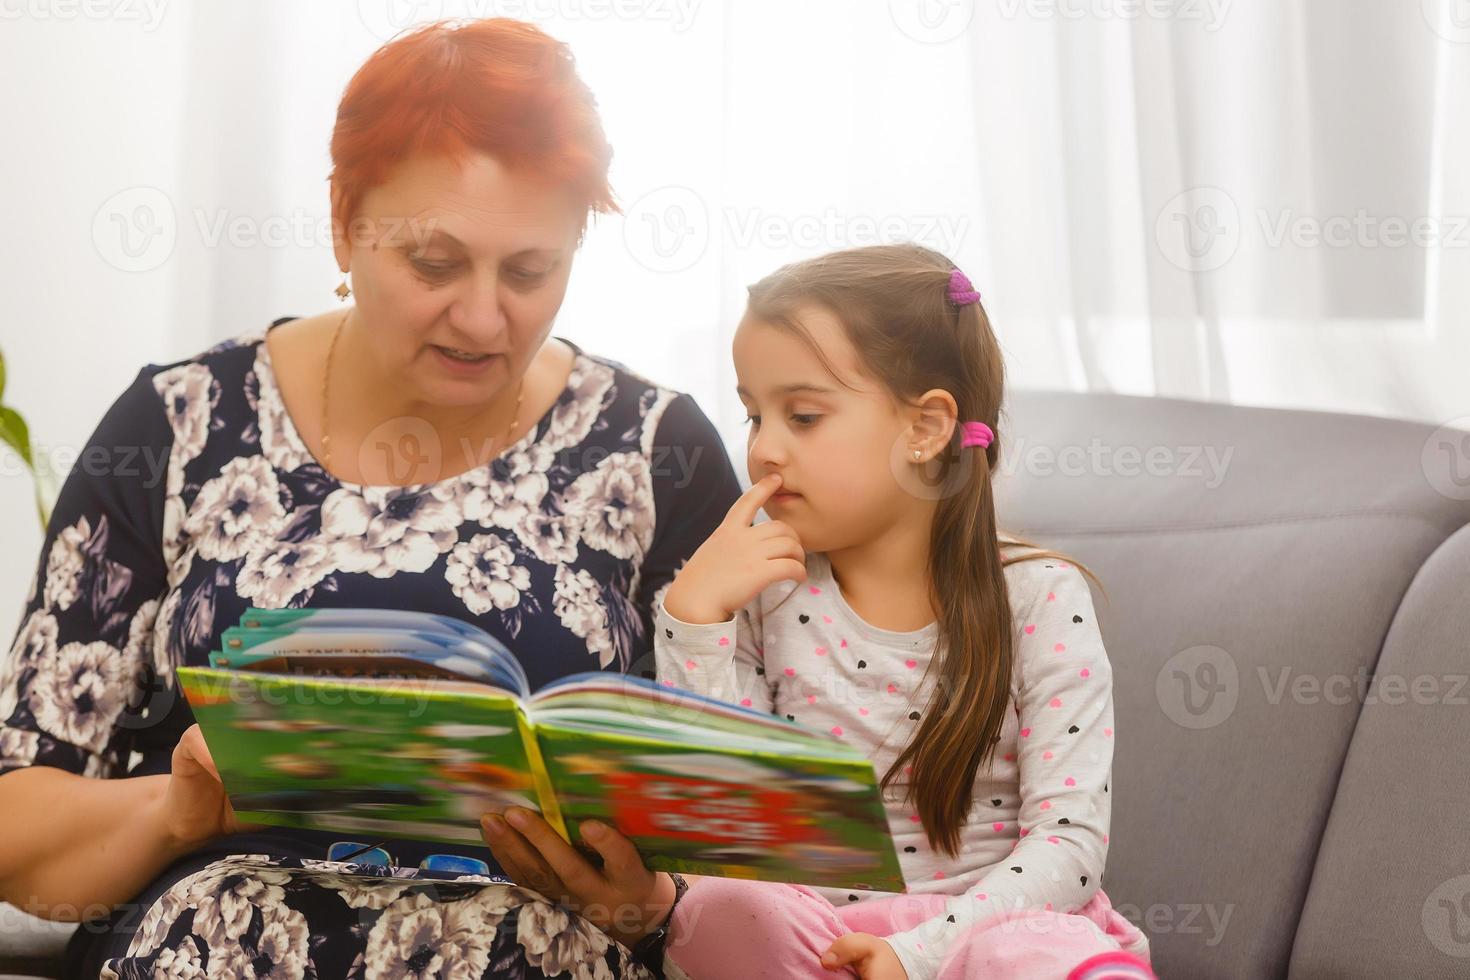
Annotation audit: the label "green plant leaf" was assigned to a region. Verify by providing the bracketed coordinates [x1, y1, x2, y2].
[0, 405, 32, 468]
[0, 347, 7, 401]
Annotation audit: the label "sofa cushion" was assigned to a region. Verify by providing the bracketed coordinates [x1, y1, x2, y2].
[1289, 523, 1470, 978]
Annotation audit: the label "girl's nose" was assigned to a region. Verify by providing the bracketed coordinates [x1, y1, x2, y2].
[750, 427, 787, 468]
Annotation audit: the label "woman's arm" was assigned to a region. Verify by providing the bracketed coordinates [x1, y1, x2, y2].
[0, 723, 248, 919]
[0, 366, 223, 918]
[0, 768, 188, 918]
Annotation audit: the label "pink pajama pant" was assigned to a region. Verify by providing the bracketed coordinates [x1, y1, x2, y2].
[665, 877, 1155, 980]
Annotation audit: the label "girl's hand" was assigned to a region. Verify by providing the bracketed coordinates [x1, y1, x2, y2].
[480, 806, 676, 949]
[159, 724, 262, 848]
[821, 933, 908, 979]
[662, 473, 806, 625]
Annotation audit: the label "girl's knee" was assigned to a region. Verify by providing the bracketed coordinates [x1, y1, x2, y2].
[667, 879, 838, 974]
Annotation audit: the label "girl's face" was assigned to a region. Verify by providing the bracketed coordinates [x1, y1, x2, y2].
[331, 151, 585, 411]
[733, 306, 921, 553]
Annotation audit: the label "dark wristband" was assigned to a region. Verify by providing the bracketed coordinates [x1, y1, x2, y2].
[630, 872, 688, 977]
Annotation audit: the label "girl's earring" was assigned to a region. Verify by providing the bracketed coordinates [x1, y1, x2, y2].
[912, 449, 922, 461]
[335, 277, 351, 301]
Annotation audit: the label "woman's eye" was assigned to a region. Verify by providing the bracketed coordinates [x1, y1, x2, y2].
[411, 258, 458, 278]
[507, 266, 549, 282]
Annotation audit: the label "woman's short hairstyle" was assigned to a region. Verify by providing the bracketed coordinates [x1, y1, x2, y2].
[329, 18, 618, 240]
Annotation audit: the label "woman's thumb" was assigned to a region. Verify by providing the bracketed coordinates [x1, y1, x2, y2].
[177, 724, 220, 779]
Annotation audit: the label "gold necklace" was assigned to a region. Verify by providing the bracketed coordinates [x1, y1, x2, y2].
[320, 309, 526, 476]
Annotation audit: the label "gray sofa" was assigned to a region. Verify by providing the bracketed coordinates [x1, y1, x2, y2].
[4, 389, 1469, 978]
[991, 390, 1470, 977]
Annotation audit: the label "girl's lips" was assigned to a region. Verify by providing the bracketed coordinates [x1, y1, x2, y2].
[771, 491, 802, 503]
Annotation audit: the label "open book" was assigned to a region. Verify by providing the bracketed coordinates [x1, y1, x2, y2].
[175, 607, 906, 892]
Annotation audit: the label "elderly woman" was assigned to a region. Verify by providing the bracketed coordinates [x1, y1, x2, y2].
[0, 18, 739, 978]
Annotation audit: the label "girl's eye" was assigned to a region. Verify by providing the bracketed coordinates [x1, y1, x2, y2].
[742, 414, 821, 427]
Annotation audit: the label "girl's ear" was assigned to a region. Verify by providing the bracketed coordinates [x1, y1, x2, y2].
[909, 388, 959, 457]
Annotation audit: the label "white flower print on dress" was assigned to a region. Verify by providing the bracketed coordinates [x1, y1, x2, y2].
[320, 486, 460, 577]
[361, 885, 513, 980]
[153, 363, 219, 493]
[516, 897, 618, 980]
[28, 641, 129, 755]
[2, 609, 59, 720]
[553, 565, 615, 668]
[459, 451, 550, 532]
[445, 532, 531, 616]
[517, 508, 581, 566]
[187, 860, 293, 948]
[251, 346, 313, 472]
[150, 585, 184, 677]
[235, 539, 341, 609]
[200, 903, 309, 980]
[130, 886, 189, 957]
[122, 598, 161, 665]
[539, 359, 614, 454]
[300, 871, 409, 911]
[162, 493, 189, 577]
[184, 456, 288, 562]
[42, 516, 90, 611]
[0, 728, 39, 769]
[152, 935, 205, 979]
[561, 452, 655, 562]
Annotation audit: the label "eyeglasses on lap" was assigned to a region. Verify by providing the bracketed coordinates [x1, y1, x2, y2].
[327, 840, 500, 878]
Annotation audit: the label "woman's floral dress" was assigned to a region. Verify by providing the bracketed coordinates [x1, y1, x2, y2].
[0, 319, 741, 978]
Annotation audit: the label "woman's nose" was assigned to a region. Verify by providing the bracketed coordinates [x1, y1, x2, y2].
[448, 275, 510, 343]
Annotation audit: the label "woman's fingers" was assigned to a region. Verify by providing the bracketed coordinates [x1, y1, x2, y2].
[480, 813, 569, 901]
[578, 820, 652, 890]
[488, 808, 608, 905]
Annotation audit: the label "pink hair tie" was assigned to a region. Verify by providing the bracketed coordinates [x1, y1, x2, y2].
[948, 268, 981, 306]
[961, 421, 994, 449]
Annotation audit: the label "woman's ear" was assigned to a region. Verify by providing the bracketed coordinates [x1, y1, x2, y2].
[329, 182, 351, 273]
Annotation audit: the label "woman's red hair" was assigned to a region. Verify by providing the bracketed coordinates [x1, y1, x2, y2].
[329, 18, 618, 238]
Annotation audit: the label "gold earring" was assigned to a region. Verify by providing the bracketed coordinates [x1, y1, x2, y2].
[335, 278, 351, 301]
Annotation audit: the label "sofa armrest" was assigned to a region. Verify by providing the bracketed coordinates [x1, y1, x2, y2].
[0, 901, 75, 978]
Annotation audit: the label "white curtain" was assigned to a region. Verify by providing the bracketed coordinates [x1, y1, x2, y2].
[3, 0, 1469, 641]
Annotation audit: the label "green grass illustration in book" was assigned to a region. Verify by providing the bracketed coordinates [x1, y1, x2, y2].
[174, 606, 906, 892]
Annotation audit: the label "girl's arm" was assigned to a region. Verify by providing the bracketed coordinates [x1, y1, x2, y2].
[631, 392, 743, 669]
[883, 562, 1115, 980]
[654, 600, 773, 712]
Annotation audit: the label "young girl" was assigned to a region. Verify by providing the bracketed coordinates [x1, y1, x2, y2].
[652, 244, 1156, 980]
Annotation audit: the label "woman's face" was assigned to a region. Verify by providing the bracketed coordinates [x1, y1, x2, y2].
[331, 151, 586, 411]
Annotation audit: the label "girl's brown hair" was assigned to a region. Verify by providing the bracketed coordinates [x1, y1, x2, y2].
[745, 243, 1104, 857]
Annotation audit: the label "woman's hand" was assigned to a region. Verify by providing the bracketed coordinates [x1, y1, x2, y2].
[661, 473, 806, 625]
[822, 933, 909, 978]
[480, 806, 675, 949]
[158, 723, 260, 848]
